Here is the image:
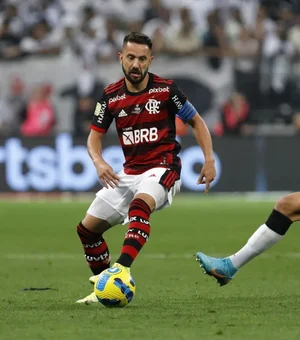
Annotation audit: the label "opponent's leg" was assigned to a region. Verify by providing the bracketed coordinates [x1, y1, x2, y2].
[229, 192, 300, 268]
[196, 192, 300, 286]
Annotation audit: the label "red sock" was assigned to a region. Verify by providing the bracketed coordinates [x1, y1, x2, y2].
[116, 198, 151, 267]
[77, 222, 110, 275]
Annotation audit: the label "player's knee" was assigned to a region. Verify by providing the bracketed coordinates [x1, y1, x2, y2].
[79, 215, 111, 234]
[77, 221, 91, 238]
[274, 195, 295, 218]
[133, 193, 156, 212]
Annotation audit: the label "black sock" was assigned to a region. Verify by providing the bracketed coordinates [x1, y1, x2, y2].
[77, 222, 110, 275]
[265, 209, 293, 236]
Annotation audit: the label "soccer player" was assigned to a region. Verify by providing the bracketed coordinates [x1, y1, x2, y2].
[196, 192, 300, 286]
[76, 32, 216, 304]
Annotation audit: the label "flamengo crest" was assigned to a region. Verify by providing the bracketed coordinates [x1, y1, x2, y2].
[145, 99, 160, 114]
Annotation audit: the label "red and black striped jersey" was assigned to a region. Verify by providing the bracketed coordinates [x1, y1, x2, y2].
[91, 73, 189, 175]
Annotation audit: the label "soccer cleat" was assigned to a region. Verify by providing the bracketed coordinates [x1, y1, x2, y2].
[76, 291, 98, 304]
[89, 274, 99, 285]
[76, 275, 101, 304]
[196, 252, 237, 286]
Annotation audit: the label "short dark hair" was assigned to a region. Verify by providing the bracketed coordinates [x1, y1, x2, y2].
[123, 32, 152, 50]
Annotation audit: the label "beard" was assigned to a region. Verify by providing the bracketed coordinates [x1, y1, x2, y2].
[122, 64, 148, 85]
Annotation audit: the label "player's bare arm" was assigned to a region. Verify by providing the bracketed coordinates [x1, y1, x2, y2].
[87, 129, 120, 189]
[187, 114, 216, 193]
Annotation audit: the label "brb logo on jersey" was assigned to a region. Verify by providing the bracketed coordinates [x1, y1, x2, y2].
[145, 99, 160, 114]
[94, 101, 107, 124]
[122, 127, 158, 145]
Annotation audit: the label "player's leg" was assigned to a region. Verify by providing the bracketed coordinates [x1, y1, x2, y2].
[229, 192, 300, 267]
[77, 199, 122, 276]
[115, 192, 154, 268]
[77, 170, 133, 277]
[196, 192, 300, 286]
[76, 197, 125, 304]
[76, 176, 133, 304]
[115, 168, 180, 268]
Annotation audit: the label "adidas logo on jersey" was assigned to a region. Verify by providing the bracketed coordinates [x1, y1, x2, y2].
[118, 110, 128, 117]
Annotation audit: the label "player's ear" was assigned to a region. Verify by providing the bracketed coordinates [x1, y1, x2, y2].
[149, 55, 154, 66]
[118, 52, 123, 64]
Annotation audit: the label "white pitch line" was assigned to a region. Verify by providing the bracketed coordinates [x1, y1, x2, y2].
[3, 253, 195, 260]
[3, 252, 300, 260]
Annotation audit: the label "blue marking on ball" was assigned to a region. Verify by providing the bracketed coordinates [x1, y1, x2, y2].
[96, 273, 110, 292]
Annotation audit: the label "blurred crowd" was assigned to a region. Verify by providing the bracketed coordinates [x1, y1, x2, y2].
[1, 0, 300, 137]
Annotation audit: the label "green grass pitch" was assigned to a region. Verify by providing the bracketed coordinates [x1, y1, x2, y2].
[1, 194, 300, 340]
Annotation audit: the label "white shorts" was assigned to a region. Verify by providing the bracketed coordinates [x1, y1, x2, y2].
[87, 167, 181, 226]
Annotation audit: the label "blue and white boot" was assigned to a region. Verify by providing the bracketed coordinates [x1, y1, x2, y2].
[196, 252, 237, 286]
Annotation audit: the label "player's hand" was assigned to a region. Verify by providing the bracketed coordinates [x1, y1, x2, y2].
[197, 159, 216, 194]
[94, 161, 120, 189]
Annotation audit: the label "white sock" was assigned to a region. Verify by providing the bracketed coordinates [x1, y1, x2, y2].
[229, 224, 283, 269]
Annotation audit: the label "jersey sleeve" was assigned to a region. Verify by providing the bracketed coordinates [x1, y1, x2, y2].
[91, 92, 113, 133]
[169, 83, 197, 123]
